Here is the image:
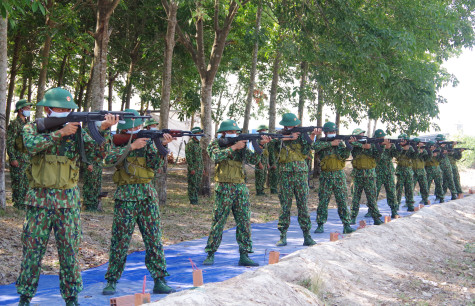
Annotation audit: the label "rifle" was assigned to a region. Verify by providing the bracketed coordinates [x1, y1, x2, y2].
[218, 133, 283, 154]
[36, 111, 151, 145]
[113, 129, 204, 156]
[319, 135, 366, 142]
[280, 126, 323, 143]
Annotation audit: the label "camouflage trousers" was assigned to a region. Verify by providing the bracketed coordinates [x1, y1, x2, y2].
[451, 163, 463, 194]
[396, 167, 415, 208]
[105, 198, 169, 282]
[255, 166, 267, 194]
[412, 168, 429, 204]
[351, 175, 381, 219]
[82, 165, 103, 211]
[205, 183, 253, 254]
[16, 206, 82, 299]
[376, 169, 398, 215]
[268, 166, 279, 194]
[10, 163, 29, 208]
[187, 169, 203, 204]
[277, 171, 311, 234]
[440, 163, 457, 197]
[426, 166, 444, 200]
[316, 170, 352, 225]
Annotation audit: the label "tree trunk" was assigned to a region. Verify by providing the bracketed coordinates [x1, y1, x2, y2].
[313, 84, 323, 179]
[242, 2, 262, 133]
[36, 0, 55, 118]
[57, 53, 68, 87]
[19, 76, 27, 99]
[83, 59, 95, 111]
[157, 0, 178, 205]
[90, 0, 120, 111]
[124, 61, 135, 110]
[107, 70, 116, 111]
[268, 51, 281, 132]
[0, 15, 7, 209]
[6, 33, 21, 127]
[335, 111, 341, 134]
[372, 118, 378, 137]
[367, 119, 372, 138]
[298, 61, 308, 123]
[27, 76, 32, 103]
[200, 80, 213, 196]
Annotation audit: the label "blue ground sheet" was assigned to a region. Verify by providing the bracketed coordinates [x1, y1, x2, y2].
[0, 194, 449, 305]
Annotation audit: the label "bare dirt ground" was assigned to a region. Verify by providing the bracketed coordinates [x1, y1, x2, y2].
[0, 164, 471, 305]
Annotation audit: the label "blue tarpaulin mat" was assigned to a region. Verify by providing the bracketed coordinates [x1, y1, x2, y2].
[0, 194, 449, 305]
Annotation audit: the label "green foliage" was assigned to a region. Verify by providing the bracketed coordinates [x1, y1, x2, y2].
[452, 135, 475, 169]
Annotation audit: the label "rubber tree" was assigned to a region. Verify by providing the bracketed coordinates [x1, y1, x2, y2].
[0, 14, 7, 209]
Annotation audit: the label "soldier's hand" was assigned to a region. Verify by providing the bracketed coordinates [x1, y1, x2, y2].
[271, 165, 277, 170]
[131, 138, 149, 150]
[385, 143, 392, 149]
[10, 160, 19, 167]
[87, 164, 93, 172]
[190, 170, 196, 175]
[100, 114, 120, 130]
[362, 144, 371, 149]
[330, 139, 341, 146]
[310, 128, 322, 141]
[259, 135, 271, 144]
[349, 136, 357, 143]
[231, 140, 247, 151]
[59, 122, 80, 137]
[258, 162, 264, 170]
[433, 152, 438, 157]
[402, 145, 410, 150]
[161, 133, 174, 145]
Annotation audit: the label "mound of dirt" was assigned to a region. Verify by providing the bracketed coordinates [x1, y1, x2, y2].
[152, 198, 475, 305]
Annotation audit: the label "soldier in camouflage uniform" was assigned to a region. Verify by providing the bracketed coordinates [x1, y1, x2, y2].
[202, 120, 270, 266]
[374, 129, 399, 218]
[7, 99, 33, 209]
[448, 146, 464, 196]
[313, 122, 356, 234]
[81, 161, 103, 211]
[102, 109, 175, 295]
[16, 88, 119, 306]
[144, 118, 159, 130]
[395, 134, 416, 211]
[269, 113, 318, 247]
[349, 128, 383, 225]
[267, 139, 279, 194]
[425, 141, 445, 203]
[185, 127, 204, 204]
[435, 134, 458, 200]
[255, 125, 269, 196]
[411, 138, 430, 205]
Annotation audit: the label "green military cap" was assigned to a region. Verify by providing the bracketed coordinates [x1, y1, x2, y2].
[15, 99, 33, 111]
[435, 134, 445, 141]
[374, 129, 386, 138]
[323, 122, 338, 132]
[279, 113, 301, 127]
[257, 124, 268, 131]
[427, 141, 435, 146]
[37, 87, 78, 109]
[144, 118, 159, 127]
[117, 109, 144, 130]
[217, 119, 240, 133]
[191, 126, 203, 133]
[352, 128, 365, 135]
[398, 133, 409, 140]
[413, 137, 421, 143]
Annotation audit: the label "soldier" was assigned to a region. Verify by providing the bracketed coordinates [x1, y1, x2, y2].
[7, 99, 33, 209]
[313, 122, 355, 234]
[269, 113, 319, 247]
[395, 134, 416, 211]
[435, 134, 458, 200]
[267, 139, 279, 194]
[411, 138, 430, 205]
[425, 141, 445, 203]
[16, 87, 119, 306]
[81, 161, 104, 211]
[102, 109, 175, 295]
[448, 147, 464, 197]
[255, 124, 269, 196]
[374, 129, 399, 218]
[202, 120, 270, 265]
[349, 128, 383, 225]
[185, 127, 204, 205]
[144, 118, 159, 130]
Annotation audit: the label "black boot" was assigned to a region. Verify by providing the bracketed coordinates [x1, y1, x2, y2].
[18, 295, 31, 306]
[303, 232, 316, 246]
[102, 281, 117, 295]
[238, 253, 259, 266]
[203, 252, 215, 265]
[153, 277, 175, 294]
[314, 223, 324, 233]
[65, 296, 79, 306]
[276, 233, 287, 246]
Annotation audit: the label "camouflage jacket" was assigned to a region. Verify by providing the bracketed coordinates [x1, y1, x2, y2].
[350, 142, 381, 177]
[207, 138, 261, 169]
[376, 144, 398, 175]
[185, 138, 204, 172]
[6, 116, 30, 163]
[270, 135, 312, 172]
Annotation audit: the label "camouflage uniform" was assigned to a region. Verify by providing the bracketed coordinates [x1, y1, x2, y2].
[448, 150, 463, 195]
[375, 144, 399, 217]
[16, 122, 112, 300]
[350, 142, 382, 221]
[412, 148, 430, 205]
[270, 135, 313, 237]
[6, 116, 30, 209]
[425, 154, 444, 201]
[204, 139, 260, 254]
[313, 141, 352, 226]
[437, 148, 457, 198]
[185, 138, 203, 204]
[254, 148, 268, 195]
[267, 142, 279, 194]
[81, 162, 103, 211]
[396, 147, 416, 210]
